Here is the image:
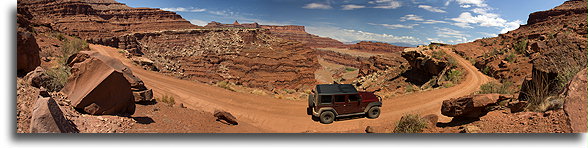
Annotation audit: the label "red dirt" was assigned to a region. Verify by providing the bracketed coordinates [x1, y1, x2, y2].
[91, 44, 492, 133]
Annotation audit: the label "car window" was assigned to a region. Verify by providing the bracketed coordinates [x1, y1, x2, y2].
[320, 95, 332, 104]
[349, 94, 360, 102]
[334, 95, 345, 103]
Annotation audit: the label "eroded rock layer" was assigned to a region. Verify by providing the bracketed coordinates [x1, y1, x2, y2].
[109, 29, 319, 91]
[18, 0, 199, 39]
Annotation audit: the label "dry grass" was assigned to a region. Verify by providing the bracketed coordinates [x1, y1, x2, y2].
[477, 81, 513, 94]
[157, 94, 175, 106]
[393, 114, 428, 133]
[523, 72, 561, 112]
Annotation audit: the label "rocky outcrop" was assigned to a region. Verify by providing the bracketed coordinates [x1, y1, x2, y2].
[401, 48, 448, 76]
[17, 31, 41, 75]
[350, 41, 407, 53]
[315, 48, 369, 68]
[62, 51, 136, 115]
[24, 67, 51, 89]
[18, 0, 198, 40]
[527, 0, 587, 25]
[358, 55, 406, 77]
[68, 51, 154, 103]
[105, 29, 319, 91]
[441, 94, 512, 118]
[214, 110, 238, 125]
[561, 68, 587, 133]
[264, 25, 347, 48]
[30, 96, 78, 133]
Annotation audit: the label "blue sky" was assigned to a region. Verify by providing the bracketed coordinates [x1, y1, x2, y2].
[118, 0, 566, 46]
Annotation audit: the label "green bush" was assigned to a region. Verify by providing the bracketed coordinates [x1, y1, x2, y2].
[45, 65, 71, 92]
[505, 53, 516, 63]
[393, 114, 428, 133]
[216, 81, 235, 91]
[58, 37, 89, 65]
[405, 84, 416, 93]
[514, 38, 528, 54]
[445, 69, 462, 83]
[478, 81, 513, 94]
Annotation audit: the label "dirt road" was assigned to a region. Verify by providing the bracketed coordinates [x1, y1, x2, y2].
[91, 44, 492, 133]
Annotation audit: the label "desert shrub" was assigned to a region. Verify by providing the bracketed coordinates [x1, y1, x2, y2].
[443, 82, 455, 88]
[58, 37, 89, 65]
[345, 67, 357, 72]
[447, 57, 458, 68]
[445, 69, 462, 83]
[45, 65, 71, 92]
[505, 53, 516, 62]
[514, 38, 528, 54]
[431, 50, 447, 60]
[216, 80, 235, 91]
[481, 66, 491, 75]
[555, 66, 582, 92]
[478, 81, 513, 94]
[157, 94, 175, 106]
[405, 84, 416, 93]
[393, 114, 428, 133]
[523, 72, 560, 112]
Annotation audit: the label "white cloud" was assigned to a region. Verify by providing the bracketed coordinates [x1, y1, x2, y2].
[188, 19, 209, 26]
[460, 4, 472, 8]
[450, 11, 522, 33]
[400, 14, 424, 22]
[455, 0, 487, 7]
[303, 3, 332, 9]
[444, 0, 452, 6]
[369, 23, 419, 29]
[161, 7, 206, 12]
[306, 26, 423, 45]
[400, 14, 449, 24]
[370, 0, 402, 9]
[341, 4, 366, 10]
[434, 27, 472, 44]
[418, 5, 447, 13]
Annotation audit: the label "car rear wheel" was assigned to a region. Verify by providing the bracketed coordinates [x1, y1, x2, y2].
[367, 107, 380, 119]
[319, 111, 335, 124]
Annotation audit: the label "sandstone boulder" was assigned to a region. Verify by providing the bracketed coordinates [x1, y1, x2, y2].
[30, 96, 78, 133]
[561, 68, 587, 133]
[68, 51, 154, 103]
[442, 94, 506, 118]
[214, 110, 238, 125]
[17, 31, 41, 75]
[62, 51, 135, 115]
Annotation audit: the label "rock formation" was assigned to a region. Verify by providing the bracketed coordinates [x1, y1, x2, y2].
[103, 29, 319, 91]
[62, 51, 137, 115]
[204, 21, 347, 48]
[17, 31, 41, 75]
[18, 0, 199, 40]
[441, 94, 512, 118]
[452, 0, 587, 87]
[561, 68, 587, 133]
[349, 41, 407, 53]
[30, 96, 78, 133]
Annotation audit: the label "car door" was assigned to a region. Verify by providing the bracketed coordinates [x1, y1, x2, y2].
[332, 95, 348, 115]
[346, 94, 362, 113]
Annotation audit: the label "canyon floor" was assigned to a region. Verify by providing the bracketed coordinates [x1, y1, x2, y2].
[91, 44, 492, 133]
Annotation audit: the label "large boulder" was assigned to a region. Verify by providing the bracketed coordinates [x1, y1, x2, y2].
[62, 51, 135, 115]
[17, 31, 41, 75]
[561, 68, 587, 133]
[442, 94, 510, 118]
[30, 96, 78, 133]
[68, 51, 154, 103]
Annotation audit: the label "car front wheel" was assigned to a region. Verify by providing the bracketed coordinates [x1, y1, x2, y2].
[319, 111, 335, 124]
[367, 107, 380, 119]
